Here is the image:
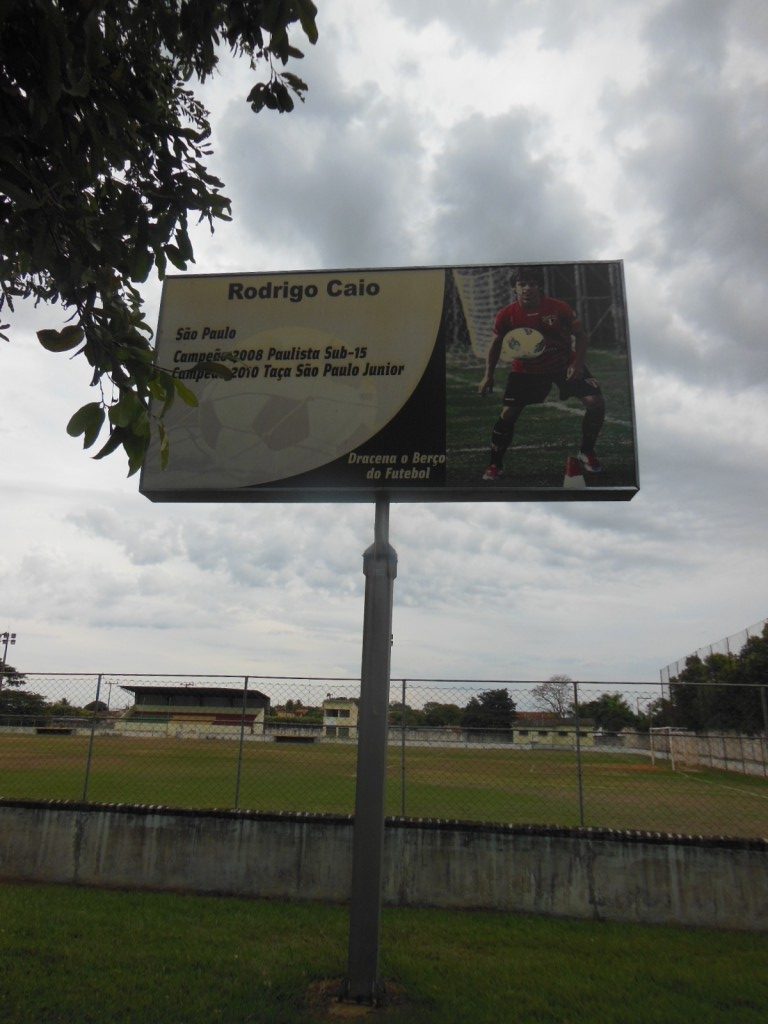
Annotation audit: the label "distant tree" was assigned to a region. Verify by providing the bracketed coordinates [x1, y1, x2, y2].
[0, 662, 25, 688]
[388, 702, 423, 727]
[1, 0, 317, 474]
[739, 624, 768, 679]
[461, 689, 516, 730]
[47, 697, 90, 719]
[531, 676, 572, 717]
[301, 709, 323, 725]
[631, 696, 672, 732]
[421, 702, 463, 727]
[668, 654, 724, 731]
[0, 664, 47, 722]
[667, 632, 767, 733]
[735, 625, 768, 732]
[0, 688, 49, 720]
[84, 700, 109, 713]
[576, 692, 636, 733]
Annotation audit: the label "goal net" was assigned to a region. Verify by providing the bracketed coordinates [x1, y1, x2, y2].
[447, 262, 627, 369]
[449, 266, 513, 367]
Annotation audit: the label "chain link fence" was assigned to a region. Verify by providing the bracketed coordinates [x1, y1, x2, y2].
[1, 673, 766, 839]
[660, 617, 768, 684]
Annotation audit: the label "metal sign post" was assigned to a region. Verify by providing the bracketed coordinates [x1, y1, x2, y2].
[343, 497, 397, 1004]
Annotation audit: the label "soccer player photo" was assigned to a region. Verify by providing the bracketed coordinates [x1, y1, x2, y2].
[444, 261, 638, 495]
[141, 261, 637, 502]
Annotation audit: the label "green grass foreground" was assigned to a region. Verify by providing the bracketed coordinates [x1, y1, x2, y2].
[1, 733, 766, 838]
[0, 883, 766, 1024]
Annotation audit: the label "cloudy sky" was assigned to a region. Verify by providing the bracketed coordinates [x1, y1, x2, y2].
[2, 0, 767, 689]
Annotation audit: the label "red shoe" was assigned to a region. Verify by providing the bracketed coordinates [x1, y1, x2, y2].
[482, 465, 501, 481]
[578, 450, 604, 474]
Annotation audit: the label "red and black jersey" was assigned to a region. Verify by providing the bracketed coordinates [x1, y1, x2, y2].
[494, 296, 580, 374]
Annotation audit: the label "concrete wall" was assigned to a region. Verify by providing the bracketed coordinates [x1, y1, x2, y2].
[113, 716, 265, 740]
[646, 729, 768, 776]
[0, 799, 765, 931]
[386, 727, 596, 748]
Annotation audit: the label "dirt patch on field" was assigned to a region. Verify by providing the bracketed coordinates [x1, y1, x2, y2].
[305, 979, 408, 1020]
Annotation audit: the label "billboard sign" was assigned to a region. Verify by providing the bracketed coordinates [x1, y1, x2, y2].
[139, 262, 638, 502]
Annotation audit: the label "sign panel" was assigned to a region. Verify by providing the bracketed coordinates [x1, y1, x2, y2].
[139, 262, 639, 502]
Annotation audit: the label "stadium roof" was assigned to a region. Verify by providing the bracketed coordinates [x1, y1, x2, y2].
[119, 684, 270, 702]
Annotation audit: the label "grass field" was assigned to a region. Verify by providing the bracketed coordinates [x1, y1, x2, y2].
[1, 734, 766, 837]
[1, 882, 767, 1024]
[445, 349, 637, 488]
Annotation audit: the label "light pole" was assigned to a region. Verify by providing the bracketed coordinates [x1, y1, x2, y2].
[0, 631, 16, 687]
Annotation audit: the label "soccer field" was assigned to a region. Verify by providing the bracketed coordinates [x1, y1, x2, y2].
[445, 349, 637, 488]
[1, 734, 766, 838]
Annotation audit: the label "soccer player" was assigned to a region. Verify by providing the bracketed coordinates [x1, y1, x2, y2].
[477, 266, 605, 481]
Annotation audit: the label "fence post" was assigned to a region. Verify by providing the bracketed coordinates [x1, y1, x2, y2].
[400, 679, 407, 817]
[344, 498, 397, 1005]
[572, 680, 585, 827]
[738, 733, 747, 776]
[234, 676, 250, 809]
[82, 674, 103, 802]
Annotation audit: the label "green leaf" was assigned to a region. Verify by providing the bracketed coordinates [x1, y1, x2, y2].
[60, 325, 85, 347]
[164, 244, 187, 270]
[283, 72, 308, 94]
[37, 327, 84, 352]
[162, 379, 177, 414]
[155, 249, 168, 280]
[93, 428, 126, 461]
[0, 178, 43, 211]
[194, 360, 235, 380]
[66, 402, 105, 449]
[159, 422, 170, 470]
[130, 249, 154, 283]
[175, 230, 194, 262]
[116, 344, 154, 364]
[208, 193, 232, 220]
[122, 430, 148, 477]
[273, 83, 294, 112]
[149, 372, 176, 415]
[108, 390, 143, 428]
[130, 409, 150, 437]
[148, 379, 167, 402]
[247, 83, 267, 112]
[293, 0, 319, 44]
[173, 379, 199, 407]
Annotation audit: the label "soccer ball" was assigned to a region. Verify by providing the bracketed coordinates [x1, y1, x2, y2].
[158, 378, 380, 487]
[501, 327, 546, 361]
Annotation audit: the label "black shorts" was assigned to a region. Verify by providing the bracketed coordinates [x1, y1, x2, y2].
[502, 366, 601, 406]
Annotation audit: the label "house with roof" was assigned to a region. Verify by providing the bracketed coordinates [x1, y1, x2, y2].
[115, 684, 270, 738]
[513, 711, 595, 747]
[322, 697, 358, 740]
